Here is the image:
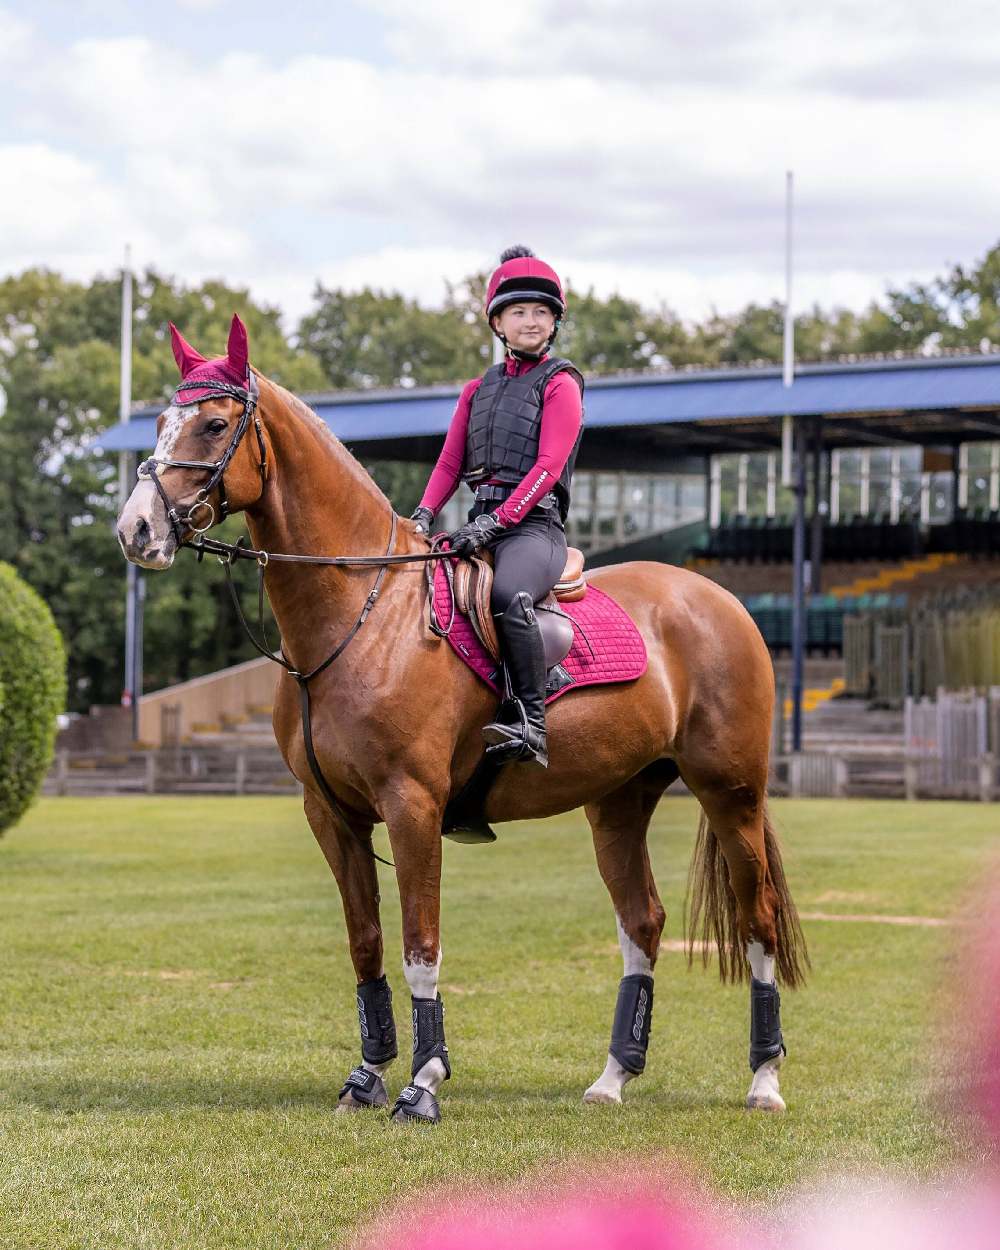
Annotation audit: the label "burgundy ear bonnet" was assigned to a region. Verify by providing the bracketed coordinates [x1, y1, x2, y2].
[169, 314, 250, 403]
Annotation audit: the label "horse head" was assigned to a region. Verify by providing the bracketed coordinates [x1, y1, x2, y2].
[117, 313, 268, 569]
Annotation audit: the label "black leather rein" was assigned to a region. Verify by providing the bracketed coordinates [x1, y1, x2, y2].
[137, 371, 453, 868]
[187, 522, 454, 870]
[135, 372, 452, 870]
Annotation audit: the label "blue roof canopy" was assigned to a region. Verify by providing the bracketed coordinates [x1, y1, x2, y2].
[96, 354, 1000, 458]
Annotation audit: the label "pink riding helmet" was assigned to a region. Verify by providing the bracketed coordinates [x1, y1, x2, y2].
[485, 246, 566, 322]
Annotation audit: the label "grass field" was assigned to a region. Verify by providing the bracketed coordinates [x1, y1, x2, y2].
[1, 796, 997, 1249]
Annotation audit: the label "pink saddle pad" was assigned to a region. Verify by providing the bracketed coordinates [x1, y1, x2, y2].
[432, 563, 647, 704]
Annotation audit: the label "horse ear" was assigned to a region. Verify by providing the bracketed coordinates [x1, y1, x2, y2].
[226, 313, 249, 377]
[169, 322, 207, 378]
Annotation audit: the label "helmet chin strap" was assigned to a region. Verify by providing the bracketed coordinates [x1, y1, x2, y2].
[494, 319, 562, 363]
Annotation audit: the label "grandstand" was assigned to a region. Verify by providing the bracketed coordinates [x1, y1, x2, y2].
[80, 350, 1000, 797]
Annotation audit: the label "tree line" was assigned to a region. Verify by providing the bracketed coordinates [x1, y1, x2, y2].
[3, 243, 999, 712]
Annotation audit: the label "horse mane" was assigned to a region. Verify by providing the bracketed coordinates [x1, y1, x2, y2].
[256, 372, 393, 513]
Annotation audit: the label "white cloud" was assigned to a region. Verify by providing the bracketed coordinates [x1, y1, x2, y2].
[0, 2, 997, 333]
[0, 6, 31, 64]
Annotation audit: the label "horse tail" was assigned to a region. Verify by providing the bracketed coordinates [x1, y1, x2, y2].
[685, 802, 809, 989]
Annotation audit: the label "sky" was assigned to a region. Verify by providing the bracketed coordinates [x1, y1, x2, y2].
[2, 0, 998, 328]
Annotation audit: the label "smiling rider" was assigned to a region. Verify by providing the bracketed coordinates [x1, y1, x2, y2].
[410, 246, 584, 768]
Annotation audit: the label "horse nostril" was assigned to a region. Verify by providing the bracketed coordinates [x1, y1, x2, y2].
[135, 517, 151, 548]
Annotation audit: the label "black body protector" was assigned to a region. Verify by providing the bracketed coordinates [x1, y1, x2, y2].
[463, 356, 584, 522]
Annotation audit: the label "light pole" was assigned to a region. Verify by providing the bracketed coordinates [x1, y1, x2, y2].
[118, 245, 140, 740]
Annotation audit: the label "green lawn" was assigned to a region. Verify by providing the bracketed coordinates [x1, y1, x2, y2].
[1, 796, 996, 1249]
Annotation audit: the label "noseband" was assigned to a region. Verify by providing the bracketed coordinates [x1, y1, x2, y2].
[137, 371, 267, 546]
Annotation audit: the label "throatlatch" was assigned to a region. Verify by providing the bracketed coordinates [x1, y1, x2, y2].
[411, 994, 451, 1081]
[609, 973, 654, 1075]
[357, 974, 398, 1065]
[749, 977, 786, 1072]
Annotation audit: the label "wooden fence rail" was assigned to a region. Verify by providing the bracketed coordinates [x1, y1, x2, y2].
[44, 748, 301, 798]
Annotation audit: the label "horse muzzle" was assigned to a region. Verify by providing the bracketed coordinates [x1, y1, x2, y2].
[117, 481, 178, 569]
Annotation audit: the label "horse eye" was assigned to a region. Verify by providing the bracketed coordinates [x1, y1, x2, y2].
[205, 419, 228, 435]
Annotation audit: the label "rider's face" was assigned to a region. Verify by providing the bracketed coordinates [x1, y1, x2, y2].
[493, 303, 556, 352]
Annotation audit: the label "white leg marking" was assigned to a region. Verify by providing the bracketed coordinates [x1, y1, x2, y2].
[583, 915, 652, 1106]
[584, 1054, 636, 1105]
[745, 940, 785, 1112]
[403, 950, 447, 1094]
[747, 1056, 785, 1112]
[616, 914, 653, 976]
[747, 939, 775, 984]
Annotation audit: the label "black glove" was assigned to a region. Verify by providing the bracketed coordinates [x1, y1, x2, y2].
[409, 506, 435, 535]
[448, 513, 503, 557]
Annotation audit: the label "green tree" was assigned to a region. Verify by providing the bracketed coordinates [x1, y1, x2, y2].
[0, 268, 325, 712]
[558, 289, 695, 373]
[298, 284, 489, 390]
[0, 561, 66, 833]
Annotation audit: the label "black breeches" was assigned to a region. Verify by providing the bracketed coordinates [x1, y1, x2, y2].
[473, 504, 568, 615]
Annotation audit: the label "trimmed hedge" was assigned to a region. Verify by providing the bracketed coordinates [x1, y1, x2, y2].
[0, 562, 66, 834]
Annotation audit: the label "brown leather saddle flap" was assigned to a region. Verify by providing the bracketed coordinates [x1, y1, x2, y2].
[454, 555, 500, 659]
[554, 546, 587, 602]
[453, 547, 587, 664]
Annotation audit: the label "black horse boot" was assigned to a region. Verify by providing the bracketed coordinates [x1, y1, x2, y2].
[482, 592, 549, 767]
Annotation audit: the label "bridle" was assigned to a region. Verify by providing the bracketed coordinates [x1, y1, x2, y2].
[134, 369, 462, 868]
[137, 372, 267, 548]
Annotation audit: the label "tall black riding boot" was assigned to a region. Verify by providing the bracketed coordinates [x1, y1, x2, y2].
[482, 592, 549, 768]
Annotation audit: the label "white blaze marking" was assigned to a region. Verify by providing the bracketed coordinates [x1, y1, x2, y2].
[153, 403, 199, 461]
[117, 403, 201, 563]
[403, 950, 447, 1094]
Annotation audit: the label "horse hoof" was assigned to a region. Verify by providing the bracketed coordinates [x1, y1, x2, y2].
[745, 1091, 786, 1113]
[583, 1085, 622, 1106]
[390, 1082, 441, 1125]
[337, 1066, 388, 1112]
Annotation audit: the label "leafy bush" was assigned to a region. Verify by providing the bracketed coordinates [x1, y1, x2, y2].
[0, 562, 66, 834]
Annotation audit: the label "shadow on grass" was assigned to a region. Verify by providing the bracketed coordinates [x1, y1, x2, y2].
[1, 1073, 345, 1114]
[2, 1072, 738, 1117]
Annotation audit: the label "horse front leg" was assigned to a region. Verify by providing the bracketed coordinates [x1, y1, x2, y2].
[383, 786, 451, 1126]
[303, 792, 398, 1113]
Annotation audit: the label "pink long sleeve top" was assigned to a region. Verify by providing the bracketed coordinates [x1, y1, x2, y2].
[418, 355, 583, 527]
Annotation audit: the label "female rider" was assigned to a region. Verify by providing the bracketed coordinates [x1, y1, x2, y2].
[410, 246, 584, 768]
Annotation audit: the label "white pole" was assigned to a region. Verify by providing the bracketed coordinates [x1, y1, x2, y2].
[783, 170, 794, 390]
[117, 244, 134, 508]
[781, 170, 794, 488]
[118, 245, 139, 736]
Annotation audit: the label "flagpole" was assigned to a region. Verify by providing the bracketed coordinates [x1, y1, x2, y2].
[784, 172, 806, 753]
[118, 245, 139, 740]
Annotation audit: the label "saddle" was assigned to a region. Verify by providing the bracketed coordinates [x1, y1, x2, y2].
[453, 547, 587, 667]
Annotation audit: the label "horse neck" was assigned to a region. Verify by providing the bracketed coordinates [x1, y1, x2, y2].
[245, 380, 397, 667]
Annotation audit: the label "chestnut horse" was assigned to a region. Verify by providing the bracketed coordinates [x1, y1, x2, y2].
[117, 317, 806, 1124]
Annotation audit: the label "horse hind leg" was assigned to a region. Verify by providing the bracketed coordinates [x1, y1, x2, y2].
[685, 780, 808, 1113]
[582, 763, 674, 1106]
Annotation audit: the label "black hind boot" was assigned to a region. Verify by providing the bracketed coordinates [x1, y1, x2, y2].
[482, 592, 548, 768]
